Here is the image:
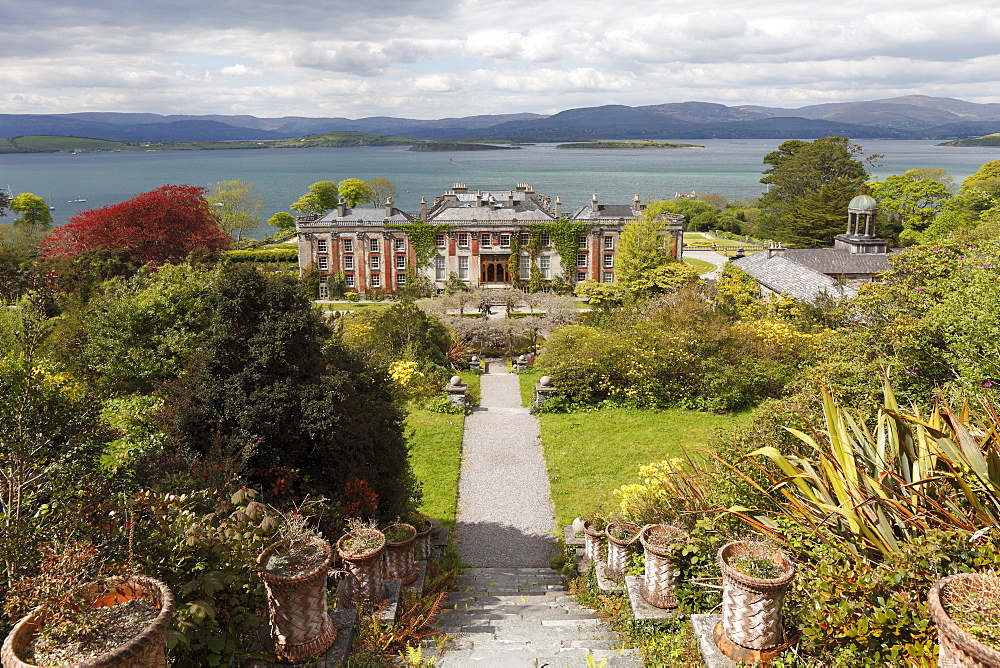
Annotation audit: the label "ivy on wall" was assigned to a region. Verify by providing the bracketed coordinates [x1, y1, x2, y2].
[389, 222, 448, 268]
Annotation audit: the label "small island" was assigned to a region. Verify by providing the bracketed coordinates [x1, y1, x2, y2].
[938, 133, 1000, 147]
[407, 141, 521, 152]
[555, 140, 703, 149]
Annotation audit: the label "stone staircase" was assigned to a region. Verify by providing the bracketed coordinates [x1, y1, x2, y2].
[425, 567, 642, 667]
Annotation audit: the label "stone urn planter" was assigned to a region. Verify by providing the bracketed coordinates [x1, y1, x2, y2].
[714, 541, 796, 663]
[928, 572, 1000, 667]
[639, 524, 684, 609]
[410, 517, 434, 562]
[257, 537, 336, 662]
[382, 523, 418, 585]
[582, 518, 606, 564]
[604, 521, 640, 580]
[1, 576, 174, 668]
[336, 528, 386, 604]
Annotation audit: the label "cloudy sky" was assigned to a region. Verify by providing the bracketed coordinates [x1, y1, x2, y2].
[3, 0, 999, 119]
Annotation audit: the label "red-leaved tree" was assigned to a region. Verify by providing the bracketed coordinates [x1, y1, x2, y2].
[43, 185, 231, 264]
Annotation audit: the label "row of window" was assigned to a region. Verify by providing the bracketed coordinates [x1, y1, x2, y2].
[318, 234, 617, 254]
[319, 253, 614, 274]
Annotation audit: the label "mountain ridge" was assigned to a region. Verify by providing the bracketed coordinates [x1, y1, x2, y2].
[3, 96, 999, 143]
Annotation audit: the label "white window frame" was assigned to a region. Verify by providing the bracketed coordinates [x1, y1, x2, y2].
[317, 239, 328, 253]
[604, 254, 614, 268]
[345, 274, 355, 288]
[519, 255, 530, 280]
[540, 232, 551, 247]
[317, 256, 329, 271]
[343, 256, 354, 269]
[394, 238, 405, 252]
[343, 238, 353, 252]
[395, 255, 406, 270]
[577, 272, 587, 282]
[370, 255, 380, 269]
[458, 256, 469, 280]
[369, 237, 379, 252]
[318, 280, 329, 299]
[578, 235, 588, 249]
[458, 233, 469, 248]
[396, 273, 407, 287]
[435, 256, 446, 280]
[519, 232, 529, 245]
[370, 273, 381, 288]
[604, 236, 614, 250]
[435, 234, 446, 247]
[480, 232, 492, 247]
[499, 233, 511, 248]
[603, 271, 613, 283]
[577, 253, 587, 268]
[540, 255, 550, 279]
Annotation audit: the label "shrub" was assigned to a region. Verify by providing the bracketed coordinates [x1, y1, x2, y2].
[223, 248, 298, 263]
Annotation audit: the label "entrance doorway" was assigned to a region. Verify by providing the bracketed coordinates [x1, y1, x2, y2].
[480, 255, 511, 283]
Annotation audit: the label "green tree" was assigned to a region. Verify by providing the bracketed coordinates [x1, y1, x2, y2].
[365, 177, 397, 208]
[337, 178, 372, 208]
[868, 171, 953, 243]
[205, 180, 262, 246]
[0, 190, 9, 217]
[290, 181, 339, 215]
[10, 193, 53, 231]
[759, 137, 870, 247]
[267, 212, 296, 234]
[616, 201, 681, 292]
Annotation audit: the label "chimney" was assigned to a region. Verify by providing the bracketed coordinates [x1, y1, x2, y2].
[385, 196, 394, 218]
[489, 195, 496, 210]
[419, 196, 427, 221]
[765, 241, 785, 259]
[337, 197, 346, 217]
[633, 194, 640, 210]
[453, 183, 468, 194]
[508, 190, 515, 207]
[476, 190, 483, 207]
[555, 196, 562, 219]
[591, 193, 599, 213]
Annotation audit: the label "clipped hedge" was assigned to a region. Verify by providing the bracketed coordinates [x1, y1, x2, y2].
[224, 248, 298, 263]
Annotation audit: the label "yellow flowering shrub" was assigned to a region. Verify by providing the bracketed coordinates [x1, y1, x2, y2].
[613, 458, 711, 528]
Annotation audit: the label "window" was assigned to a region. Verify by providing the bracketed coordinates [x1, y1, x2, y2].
[345, 274, 355, 288]
[540, 256, 550, 279]
[604, 236, 614, 250]
[480, 233, 492, 247]
[577, 272, 587, 282]
[604, 254, 614, 268]
[499, 233, 511, 247]
[395, 238, 405, 252]
[578, 235, 588, 249]
[435, 256, 446, 281]
[435, 234, 446, 247]
[343, 238, 353, 252]
[458, 233, 469, 247]
[318, 281, 329, 299]
[603, 272, 614, 283]
[369, 237, 379, 252]
[344, 256, 354, 269]
[395, 255, 406, 269]
[370, 255, 380, 269]
[577, 253, 587, 268]
[540, 232, 551, 247]
[396, 273, 407, 287]
[317, 256, 329, 271]
[371, 274, 381, 288]
[519, 255, 530, 280]
[519, 232, 529, 245]
[458, 256, 469, 280]
[317, 239, 327, 253]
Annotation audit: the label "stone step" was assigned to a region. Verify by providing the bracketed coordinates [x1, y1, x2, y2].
[424, 646, 644, 667]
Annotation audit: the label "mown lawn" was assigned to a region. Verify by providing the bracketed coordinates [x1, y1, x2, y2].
[540, 408, 749, 526]
[683, 257, 717, 273]
[405, 409, 465, 526]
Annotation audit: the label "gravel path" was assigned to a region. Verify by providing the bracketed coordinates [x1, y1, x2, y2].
[453, 370, 558, 567]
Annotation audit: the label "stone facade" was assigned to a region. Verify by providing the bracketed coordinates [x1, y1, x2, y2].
[296, 183, 685, 297]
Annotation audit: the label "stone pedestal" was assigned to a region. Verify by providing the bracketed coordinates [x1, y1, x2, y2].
[534, 376, 558, 407]
[336, 578, 402, 623]
[445, 376, 468, 407]
[624, 576, 679, 621]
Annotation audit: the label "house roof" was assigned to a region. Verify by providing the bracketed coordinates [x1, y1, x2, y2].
[306, 207, 414, 226]
[569, 204, 639, 220]
[780, 249, 892, 275]
[732, 251, 857, 302]
[427, 202, 555, 222]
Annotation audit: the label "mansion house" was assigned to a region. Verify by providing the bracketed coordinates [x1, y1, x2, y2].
[295, 183, 684, 297]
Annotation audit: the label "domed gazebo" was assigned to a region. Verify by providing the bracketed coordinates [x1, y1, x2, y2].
[834, 191, 888, 254]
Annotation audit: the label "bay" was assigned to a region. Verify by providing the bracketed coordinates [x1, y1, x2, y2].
[2, 139, 1000, 238]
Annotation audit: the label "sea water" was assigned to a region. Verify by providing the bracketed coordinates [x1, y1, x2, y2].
[2, 139, 1000, 237]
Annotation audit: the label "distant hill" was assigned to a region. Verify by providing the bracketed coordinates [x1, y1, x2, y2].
[3, 96, 1000, 143]
[939, 133, 1000, 147]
